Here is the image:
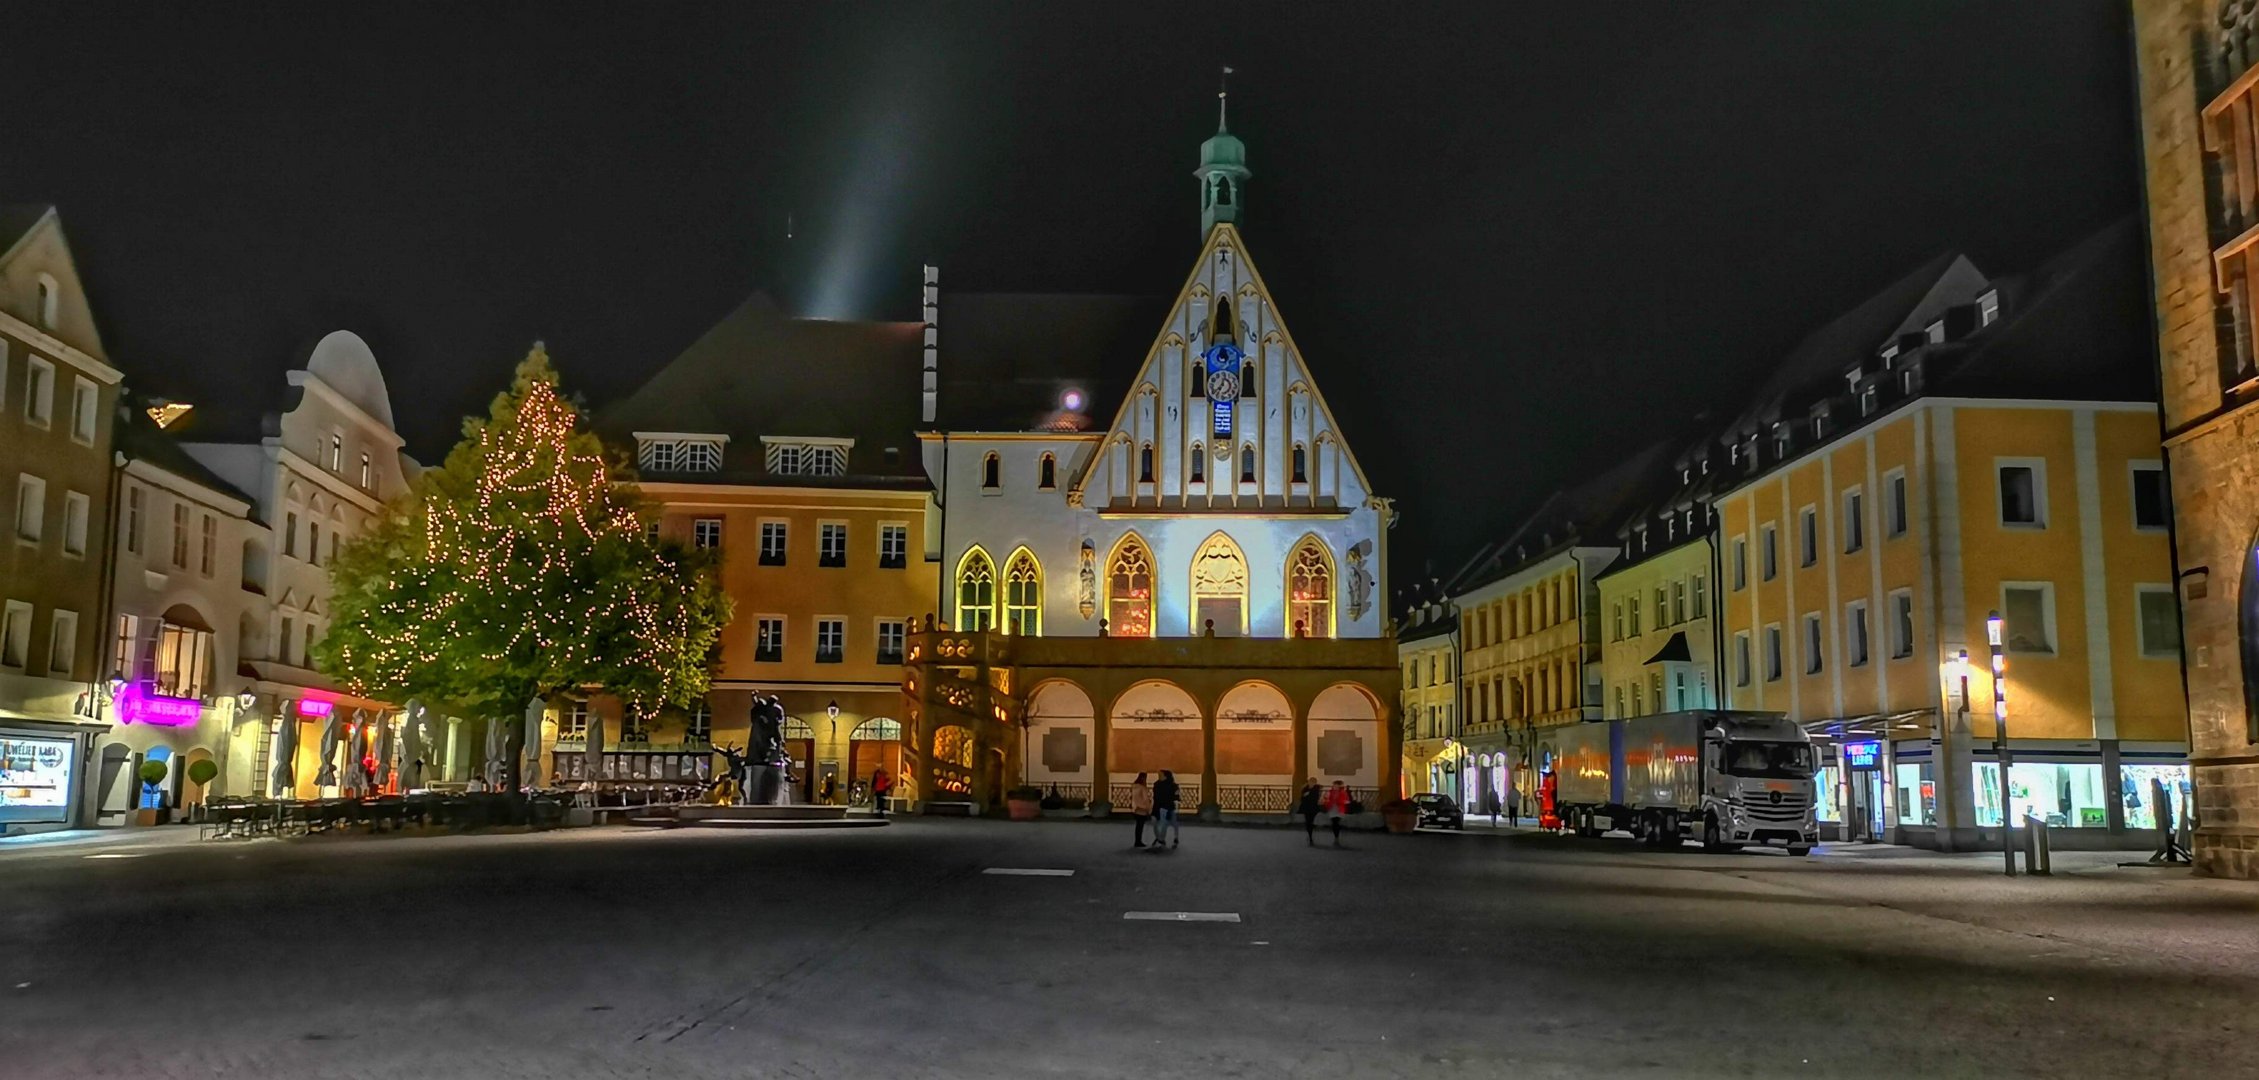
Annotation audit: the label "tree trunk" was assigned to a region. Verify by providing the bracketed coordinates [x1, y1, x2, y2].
[503, 710, 526, 797]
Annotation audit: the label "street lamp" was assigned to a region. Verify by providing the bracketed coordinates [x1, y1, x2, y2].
[238, 688, 259, 712]
[1988, 609, 2013, 876]
[826, 700, 840, 740]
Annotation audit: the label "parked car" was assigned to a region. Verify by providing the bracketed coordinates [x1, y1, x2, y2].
[1413, 792, 1464, 830]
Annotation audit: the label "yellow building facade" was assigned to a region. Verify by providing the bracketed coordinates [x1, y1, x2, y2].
[580, 293, 937, 803]
[1396, 602, 1458, 799]
[1453, 549, 1612, 817]
[1596, 527, 1719, 722]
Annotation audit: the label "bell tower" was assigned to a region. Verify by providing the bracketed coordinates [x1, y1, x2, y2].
[1195, 77, 1250, 237]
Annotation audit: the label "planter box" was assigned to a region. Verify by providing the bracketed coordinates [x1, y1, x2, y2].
[132, 808, 171, 828]
[1007, 799, 1042, 821]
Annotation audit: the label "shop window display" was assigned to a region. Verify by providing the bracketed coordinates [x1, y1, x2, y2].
[1893, 761, 1935, 826]
[1972, 762, 2107, 828]
[1814, 765, 1842, 824]
[2120, 763, 2192, 833]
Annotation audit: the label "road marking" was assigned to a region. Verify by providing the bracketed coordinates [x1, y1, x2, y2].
[83, 853, 145, 860]
[983, 868, 1075, 876]
[1123, 911, 1240, 923]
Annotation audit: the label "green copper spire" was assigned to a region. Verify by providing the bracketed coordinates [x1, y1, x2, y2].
[1196, 72, 1250, 236]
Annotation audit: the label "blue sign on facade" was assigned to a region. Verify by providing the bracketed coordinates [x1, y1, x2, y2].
[1843, 741, 1880, 768]
[1203, 343, 1243, 437]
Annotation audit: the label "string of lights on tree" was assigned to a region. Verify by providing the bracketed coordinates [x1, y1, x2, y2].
[320, 347, 730, 724]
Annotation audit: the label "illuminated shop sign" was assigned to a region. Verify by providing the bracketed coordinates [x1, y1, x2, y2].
[113, 682, 201, 727]
[1843, 741, 1880, 768]
[297, 699, 335, 718]
[0, 734, 74, 824]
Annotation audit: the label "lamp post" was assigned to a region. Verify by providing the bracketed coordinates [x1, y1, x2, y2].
[826, 700, 840, 740]
[1988, 610, 2013, 876]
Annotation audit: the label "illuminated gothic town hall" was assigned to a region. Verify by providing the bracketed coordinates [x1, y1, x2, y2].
[906, 113, 1401, 814]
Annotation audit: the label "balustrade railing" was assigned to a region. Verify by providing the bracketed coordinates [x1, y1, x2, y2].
[1215, 784, 1294, 813]
[1108, 782, 1201, 811]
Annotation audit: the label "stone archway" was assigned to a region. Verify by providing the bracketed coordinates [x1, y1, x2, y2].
[1107, 680, 1203, 807]
[1214, 681, 1294, 812]
[1024, 681, 1096, 802]
[1308, 683, 1383, 800]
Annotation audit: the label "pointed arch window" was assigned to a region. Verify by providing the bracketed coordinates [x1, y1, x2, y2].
[1106, 536, 1154, 638]
[1138, 443, 1155, 483]
[981, 452, 1000, 491]
[1239, 444, 1256, 484]
[1190, 359, 1205, 398]
[1037, 453, 1056, 490]
[1189, 443, 1205, 484]
[1291, 443, 1308, 484]
[956, 548, 996, 631]
[1287, 539, 1335, 638]
[1213, 296, 1235, 342]
[1242, 360, 1256, 398]
[1190, 532, 1249, 635]
[1003, 549, 1042, 636]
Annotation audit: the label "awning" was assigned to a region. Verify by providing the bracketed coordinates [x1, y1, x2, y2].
[1643, 632, 1693, 665]
[1798, 709, 1937, 739]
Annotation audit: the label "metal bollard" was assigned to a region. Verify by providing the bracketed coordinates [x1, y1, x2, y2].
[2021, 814, 2052, 876]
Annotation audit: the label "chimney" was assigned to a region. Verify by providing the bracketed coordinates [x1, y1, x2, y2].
[921, 264, 939, 424]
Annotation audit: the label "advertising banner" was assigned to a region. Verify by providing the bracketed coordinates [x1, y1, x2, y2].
[0, 734, 75, 824]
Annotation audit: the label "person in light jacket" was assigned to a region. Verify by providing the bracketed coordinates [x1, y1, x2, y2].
[1322, 780, 1352, 846]
[1129, 772, 1154, 848]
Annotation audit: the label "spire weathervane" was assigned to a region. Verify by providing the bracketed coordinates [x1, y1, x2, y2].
[1218, 65, 1234, 131]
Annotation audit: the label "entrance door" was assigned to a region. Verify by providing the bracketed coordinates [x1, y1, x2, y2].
[1862, 771, 1886, 840]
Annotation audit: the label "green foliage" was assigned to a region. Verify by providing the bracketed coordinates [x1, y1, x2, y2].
[185, 758, 219, 786]
[318, 345, 733, 724]
[137, 759, 170, 786]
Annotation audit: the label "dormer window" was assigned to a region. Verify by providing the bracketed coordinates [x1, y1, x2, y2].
[761, 437, 847, 477]
[35, 273, 58, 330]
[1880, 342, 1900, 365]
[1860, 387, 1878, 417]
[1925, 320, 1945, 344]
[636, 432, 728, 474]
[1901, 363, 1922, 395]
[1978, 289, 2000, 326]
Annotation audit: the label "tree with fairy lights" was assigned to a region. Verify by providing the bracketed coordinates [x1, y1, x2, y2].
[318, 346, 731, 793]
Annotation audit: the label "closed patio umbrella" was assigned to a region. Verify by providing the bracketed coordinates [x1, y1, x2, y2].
[582, 707, 605, 787]
[344, 710, 371, 795]
[483, 714, 506, 786]
[268, 706, 298, 798]
[313, 707, 343, 787]
[398, 701, 425, 790]
[369, 712, 394, 793]
[521, 698, 546, 789]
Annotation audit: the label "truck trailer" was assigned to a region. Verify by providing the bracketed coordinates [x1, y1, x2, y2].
[1553, 711, 1818, 853]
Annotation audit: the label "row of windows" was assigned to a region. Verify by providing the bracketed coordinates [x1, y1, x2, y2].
[750, 615, 907, 665]
[687, 519, 910, 569]
[1459, 659, 1583, 726]
[1404, 650, 1453, 689]
[1724, 583, 2181, 687]
[954, 533, 1338, 638]
[978, 444, 1316, 492]
[319, 431, 376, 491]
[1610, 574, 1708, 641]
[0, 599, 76, 676]
[1611, 667, 1710, 719]
[1462, 572, 1577, 650]
[0, 341, 99, 445]
[14, 474, 91, 556]
[1729, 463, 2168, 591]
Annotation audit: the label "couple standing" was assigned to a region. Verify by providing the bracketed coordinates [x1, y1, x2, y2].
[1297, 778, 1352, 846]
[1126, 771, 1180, 850]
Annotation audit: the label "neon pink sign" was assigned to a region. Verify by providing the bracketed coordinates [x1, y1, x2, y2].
[297, 699, 335, 718]
[114, 682, 201, 727]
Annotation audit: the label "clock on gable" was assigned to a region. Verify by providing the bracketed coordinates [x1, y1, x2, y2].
[1202, 343, 1243, 437]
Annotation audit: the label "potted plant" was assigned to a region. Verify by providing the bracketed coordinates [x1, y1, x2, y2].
[133, 759, 172, 827]
[1380, 797, 1419, 834]
[184, 758, 219, 821]
[1006, 785, 1044, 821]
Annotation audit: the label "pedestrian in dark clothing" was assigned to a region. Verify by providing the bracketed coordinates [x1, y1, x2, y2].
[871, 767, 892, 818]
[1152, 770, 1181, 849]
[1296, 778, 1323, 845]
[1485, 789, 1502, 827]
[1322, 780, 1352, 846]
[1129, 773, 1153, 848]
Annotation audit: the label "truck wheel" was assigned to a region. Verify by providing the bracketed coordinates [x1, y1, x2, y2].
[1702, 814, 1726, 853]
[1658, 812, 1678, 849]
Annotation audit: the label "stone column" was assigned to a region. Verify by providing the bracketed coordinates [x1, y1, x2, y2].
[1199, 696, 1220, 822]
[1090, 679, 1113, 816]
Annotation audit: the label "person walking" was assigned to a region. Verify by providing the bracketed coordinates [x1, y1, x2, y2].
[1129, 772, 1154, 848]
[871, 767, 892, 818]
[1323, 779, 1352, 846]
[1296, 778, 1324, 846]
[1485, 788, 1502, 827]
[1152, 769, 1181, 849]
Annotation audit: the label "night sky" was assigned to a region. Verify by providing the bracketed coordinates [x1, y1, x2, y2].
[9, 2, 2139, 586]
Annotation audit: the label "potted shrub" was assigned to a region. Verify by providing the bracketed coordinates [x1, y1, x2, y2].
[1006, 785, 1044, 821]
[1380, 798, 1419, 835]
[133, 759, 172, 827]
[184, 758, 219, 821]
